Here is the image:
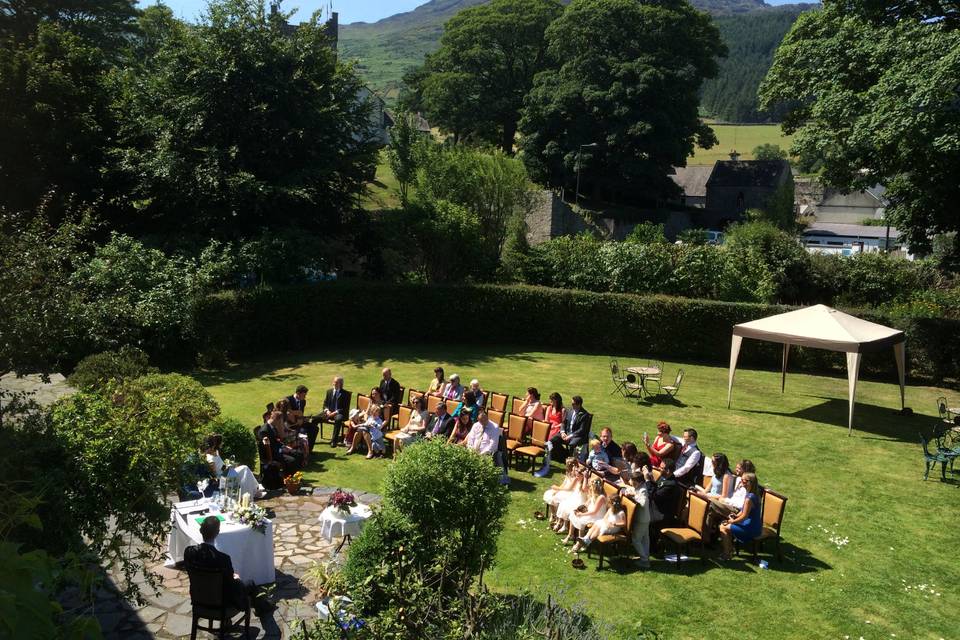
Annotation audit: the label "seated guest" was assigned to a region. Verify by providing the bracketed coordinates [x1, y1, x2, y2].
[554, 467, 588, 533]
[183, 517, 250, 611]
[695, 452, 736, 544]
[585, 438, 610, 471]
[643, 421, 679, 467]
[427, 367, 446, 396]
[469, 379, 486, 407]
[345, 404, 385, 457]
[593, 427, 623, 478]
[321, 376, 350, 448]
[544, 392, 566, 441]
[726, 459, 757, 511]
[453, 391, 480, 422]
[378, 368, 402, 413]
[644, 459, 684, 553]
[616, 445, 648, 484]
[261, 402, 274, 425]
[535, 395, 591, 477]
[543, 457, 579, 528]
[448, 411, 472, 446]
[518, 387, 545, 421]
[572, 495, 627, 554]
[345, 387, 383, 446]
[564, 477, 608, 547]
[286, 385, 319, 450]
[425, 402, 454, 440]
[465, 410, 500, 456]
[275, 397, 310, 464]
[202, 434, 261, 499]
[394, 396, 428, 454]
[441, 374, 464, 401]
[673, 428, 703, 487]
[258, 410, 303, 471]
[719, 472, 762, 560]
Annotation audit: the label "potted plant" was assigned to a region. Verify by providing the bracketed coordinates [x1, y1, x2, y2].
[284, 471, 303, 495]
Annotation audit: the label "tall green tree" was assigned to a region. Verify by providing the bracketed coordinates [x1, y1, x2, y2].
[0, 0, 139, 52]
[759, 1, 960, 258]
[519, 0, 726, 203]
[111, 0, 377, 236]
[386, 109, 423, 206]
[418, 0, 562, 153]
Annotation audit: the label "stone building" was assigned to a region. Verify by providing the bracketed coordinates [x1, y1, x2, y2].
[704, 157, 793, 216]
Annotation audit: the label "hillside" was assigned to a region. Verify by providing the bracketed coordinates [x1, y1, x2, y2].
[339, 0, 789, 104]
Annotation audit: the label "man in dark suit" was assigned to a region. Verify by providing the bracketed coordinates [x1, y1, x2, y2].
[286, 385, 320, 450]
[378, 368, 402, 413]
[321, 376, 350, 447]
[426, 402, 454, 439]
[644, 459, 685, 552]
[184, 516, 249, 611]
[535, 396, 592, 477]
[258, 411, 303, 471]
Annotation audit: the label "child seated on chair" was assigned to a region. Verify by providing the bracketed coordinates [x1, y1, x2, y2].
[586, 438, 609, 472]
[571, 495, 626, 553]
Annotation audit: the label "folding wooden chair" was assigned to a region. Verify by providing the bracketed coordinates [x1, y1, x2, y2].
[609, 359, 628, 396]
[661, 369, 684, 399]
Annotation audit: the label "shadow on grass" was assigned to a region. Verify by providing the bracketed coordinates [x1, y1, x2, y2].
[635, 539, 831, 576]
[194, 344, 542, 387]
[741, 396, 932, 443]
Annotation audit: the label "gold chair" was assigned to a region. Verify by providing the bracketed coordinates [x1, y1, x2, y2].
[489, 392, 508, 413]
[504, 414, 526, 467]
[514, 419, 550, 471]
[487, 409, 504, 428]
[385, 405, 412, 457]
[660, 491, 709, 567]
[591, 496, 636, 570]
[749, 488, 787, 561]
[426, 394, 442, 415]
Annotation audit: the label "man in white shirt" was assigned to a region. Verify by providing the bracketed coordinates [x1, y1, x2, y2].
[673, 428, 703, 487]
[466, 411, 510, 485]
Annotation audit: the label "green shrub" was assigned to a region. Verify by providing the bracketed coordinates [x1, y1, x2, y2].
[206, 416, 257, 469]
[625, 221, 667, 244]
[68, 346, 158, 392]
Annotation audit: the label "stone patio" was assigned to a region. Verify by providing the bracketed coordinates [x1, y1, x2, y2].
[86, 487, 381, 639]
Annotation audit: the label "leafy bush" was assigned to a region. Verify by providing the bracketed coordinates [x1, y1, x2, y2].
[724, 221, 812, 303]
[52, 373, 219, 598]
[625, 221, 667, 244]
[68, 346, 157, 392]
[678, 227, 709, 245]
[344, 439, 509, 615]
[409, 198, 487, 282]
[206, 416, 257, 469]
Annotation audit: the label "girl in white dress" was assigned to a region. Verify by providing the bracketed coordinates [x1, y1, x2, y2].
[571, 495, 626, 553]
[564, 477, 608, 546]
[543, 458, 579, 527]
[554, 468, 589, 533]
[203, 435, 262, 499]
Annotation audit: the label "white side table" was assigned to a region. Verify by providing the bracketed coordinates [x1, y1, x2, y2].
[318, 504, 373, 553]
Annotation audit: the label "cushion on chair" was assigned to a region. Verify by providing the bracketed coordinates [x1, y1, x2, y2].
[506, 439, 522, 451]
[514, 445, 545, 457]
[660, 527, 702, 544]
[596, 532, 627, 545]
[758, 525, 778, 540]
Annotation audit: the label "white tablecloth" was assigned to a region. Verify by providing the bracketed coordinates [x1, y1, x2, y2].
[167, 500, 275, 585]
[318, 504, 372, 542]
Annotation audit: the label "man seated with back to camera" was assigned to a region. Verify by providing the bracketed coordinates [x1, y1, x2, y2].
[183, 516, 251, 612]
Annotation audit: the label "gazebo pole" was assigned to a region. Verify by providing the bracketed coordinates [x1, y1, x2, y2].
[846, 352, 862, 436]
[781, 344, 790, 393]
[727, 335, 743, 408]
[893, 342, 906, 410]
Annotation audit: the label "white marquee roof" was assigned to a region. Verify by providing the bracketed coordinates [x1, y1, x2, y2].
[732, 304, 904, 353]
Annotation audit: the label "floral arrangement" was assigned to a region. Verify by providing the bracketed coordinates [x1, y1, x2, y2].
[328, 488, 357, 513]
[233, 502, 269, 534]
[284, 471, 303, 485]
[316, 595, 366, 637]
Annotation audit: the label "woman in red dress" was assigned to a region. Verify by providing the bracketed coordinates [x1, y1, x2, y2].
[544, 392, 566, 442]
[644, 421, 679, 467]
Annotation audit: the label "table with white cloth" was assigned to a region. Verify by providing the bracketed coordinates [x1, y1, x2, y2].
[318, 504, 372, 553]
[166, 499, 276, 585]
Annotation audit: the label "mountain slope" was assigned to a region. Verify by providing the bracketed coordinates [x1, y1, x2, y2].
[340, 0, 815, 118]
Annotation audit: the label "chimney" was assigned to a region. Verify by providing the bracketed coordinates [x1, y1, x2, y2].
[729, 150, 740, 161]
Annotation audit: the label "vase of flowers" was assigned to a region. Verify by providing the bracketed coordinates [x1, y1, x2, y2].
[328, 488, 357, 516]
[284, 471, 303, 495]
[233, 503, 269, 534]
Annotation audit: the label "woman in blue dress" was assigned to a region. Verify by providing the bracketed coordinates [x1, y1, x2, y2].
[718, 472, 762, 560]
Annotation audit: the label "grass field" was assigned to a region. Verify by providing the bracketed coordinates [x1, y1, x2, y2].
[361, 152, 401, 211]
[198, 345, 960, 639]
[690, 123, 795, 164]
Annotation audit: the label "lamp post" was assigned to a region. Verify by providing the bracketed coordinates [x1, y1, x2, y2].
[575, 143, 598, 207]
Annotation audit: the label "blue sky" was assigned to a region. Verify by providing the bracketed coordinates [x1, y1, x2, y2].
[141, 0, 799, 24]
[139, 0, 429, 24]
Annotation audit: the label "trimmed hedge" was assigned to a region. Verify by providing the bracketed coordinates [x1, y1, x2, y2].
[190, 282, 960, 382]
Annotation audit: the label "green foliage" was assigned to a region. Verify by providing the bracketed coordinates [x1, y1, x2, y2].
[678, 228, 709, 245]
[522, 234, 607, 291]
[759, 2, 960, 259]
[626, 222, 668, 245]
[0, 0, 139, 53]
[723, 221, 810, 302]
[68, 346, 157, 392]
[386, 109, 425, 206]
[519, 0, 725, 202]
[111, 0, 376, 236]
[409, 198, 486, 282]
[208, 416, 257, 469]
[743, 179, 795, 230]
[752, 143, 787, 160]
[51, 373, 219, 598]
[700, 7, 806, 122]
[417, 0, 562, 152]
[344, 438, 508, 629]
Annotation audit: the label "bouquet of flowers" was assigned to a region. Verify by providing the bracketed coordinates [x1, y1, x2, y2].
[233, 502, 269, 534]
[285, 471, 303, 485]
[328, 489, 357, 515]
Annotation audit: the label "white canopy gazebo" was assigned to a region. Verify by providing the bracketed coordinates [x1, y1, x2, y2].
[726, 305, 906, 434]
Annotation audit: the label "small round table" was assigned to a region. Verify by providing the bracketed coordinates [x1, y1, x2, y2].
[318, 504, 373, 553]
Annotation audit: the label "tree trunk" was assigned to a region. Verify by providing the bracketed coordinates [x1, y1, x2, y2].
[501, 119, 517, 155]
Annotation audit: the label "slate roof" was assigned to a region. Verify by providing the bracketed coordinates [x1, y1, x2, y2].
[804, 222, 900, 240]
[706, 160, 790, 188]
[669, 165, 713, 198]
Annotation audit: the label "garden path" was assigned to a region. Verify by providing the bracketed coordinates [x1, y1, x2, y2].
[85, 487, 381, 639]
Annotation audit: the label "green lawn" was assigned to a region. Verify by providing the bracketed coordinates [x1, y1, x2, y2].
[198, 346, 959, 639]
[691, 123, 795, 164]
[361, 152, 401, 211]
